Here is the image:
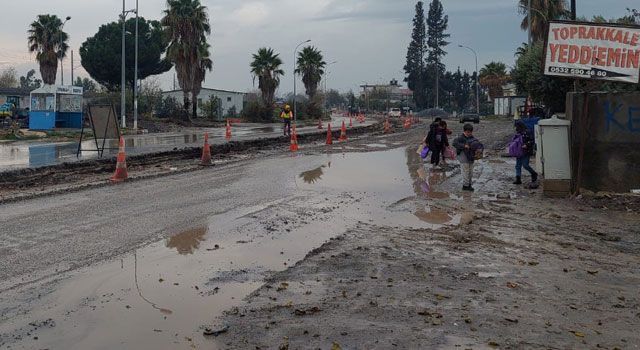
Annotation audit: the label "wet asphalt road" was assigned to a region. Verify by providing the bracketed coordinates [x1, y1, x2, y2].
[0, 118, 516, 349]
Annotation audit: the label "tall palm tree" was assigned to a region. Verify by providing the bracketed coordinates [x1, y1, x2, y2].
[162, 0, 211, 119]
[295, 46, 326, 99]
[479, 62, 510, 100]
[518, 0, 569, 42]
[250, 47, 284, 109]
[192, 42, 213, 117]
[28, 15, 69, 85]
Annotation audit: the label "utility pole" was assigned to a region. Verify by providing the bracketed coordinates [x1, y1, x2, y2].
[121, 0, 126, 128]
[70, 50, 74, 84]
[133, 0, 139, 131]
[458, 45, 479, 115]
[60, 16, 71, 85]
[527, 0, 532, 46]
[571, 0, 576, 20]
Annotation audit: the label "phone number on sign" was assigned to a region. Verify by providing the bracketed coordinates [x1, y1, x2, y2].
[548, 66, 608, 77]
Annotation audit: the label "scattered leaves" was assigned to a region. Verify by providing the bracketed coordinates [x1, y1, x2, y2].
[570, 330, 585, 337]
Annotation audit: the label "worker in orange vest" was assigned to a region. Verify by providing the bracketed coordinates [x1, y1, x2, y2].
[280, 104, 293, 137]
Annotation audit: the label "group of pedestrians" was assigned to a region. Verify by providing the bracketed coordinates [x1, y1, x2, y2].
[422, 117, 538, 192]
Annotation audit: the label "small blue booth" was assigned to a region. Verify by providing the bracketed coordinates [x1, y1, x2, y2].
[29, 85, 83, 130]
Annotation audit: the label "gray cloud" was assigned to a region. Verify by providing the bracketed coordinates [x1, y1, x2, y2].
[1, 0, 637, 95]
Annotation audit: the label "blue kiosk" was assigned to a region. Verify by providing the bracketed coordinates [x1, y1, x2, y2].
[29, 85, 83, 130]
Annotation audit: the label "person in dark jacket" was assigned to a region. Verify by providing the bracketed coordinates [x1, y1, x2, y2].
[424, 118, 448, 166]
[452, 124, 483, 191]
[513, 121, 538, 184]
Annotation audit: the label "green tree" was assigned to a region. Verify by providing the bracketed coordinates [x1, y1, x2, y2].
[201, 95, 221, 119]
[80, 17, 172, 91]
[512, 42, 572, 113]
[427, 0, 449, 108]
[250, 47, 284, 113]
[28, 14, 69, 85]
[19, 69, 42, 90]
[325, 89, 346, 108]
[295, 46, 326, 99]
[73, 76, 98, 92]
[162, 0, 211, 119]
[479, 62, 510, 100]
[518, 0, 569, 43]
[0, 67, 19, 88]
[404, 1, 428, 109]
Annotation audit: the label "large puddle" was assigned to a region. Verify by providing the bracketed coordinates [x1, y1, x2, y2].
[0, 146, 466, 349]
[0, 118, 374, 170]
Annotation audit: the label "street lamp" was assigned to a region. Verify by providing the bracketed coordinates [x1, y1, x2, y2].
[323, 60, 337, 93]
[120, 1, 137, 129]
[458, 44, 480, 115]
[59, 16, 71, 85]
[293, 39, 311, 122]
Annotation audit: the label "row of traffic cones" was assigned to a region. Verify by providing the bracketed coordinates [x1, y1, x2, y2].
[110, 117, 352, 181]
[324, 121, 347, 145]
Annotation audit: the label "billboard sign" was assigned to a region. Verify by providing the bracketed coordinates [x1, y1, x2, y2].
[544, 21, 640, 83]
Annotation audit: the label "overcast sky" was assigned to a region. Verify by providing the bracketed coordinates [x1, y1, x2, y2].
[1, 0, 637, 94]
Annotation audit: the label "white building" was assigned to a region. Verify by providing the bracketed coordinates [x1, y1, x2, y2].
[162, 88, 245, 120]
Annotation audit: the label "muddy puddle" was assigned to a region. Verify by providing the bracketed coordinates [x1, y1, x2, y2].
[0, 121, 378, 170]
[0, 145, 467, 349]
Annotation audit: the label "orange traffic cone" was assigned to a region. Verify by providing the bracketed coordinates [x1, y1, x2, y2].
[110, 136, 128, 183]
[384, 118, 391, 133]
[201, 132, 212, 166]
[339, 120, 347, 142]
[326, 123, 333, 145]
[290, 124, 299, 152]
[317, 119, 323, 129]
[349, 117, 353, 128]
[225, 119, 232, 140]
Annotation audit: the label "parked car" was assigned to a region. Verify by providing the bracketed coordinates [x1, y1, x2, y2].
[388, 107, 401, 117]
[459, 113, 480, 124]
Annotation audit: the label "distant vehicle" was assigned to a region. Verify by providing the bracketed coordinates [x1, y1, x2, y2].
[401, 107, 413, 116]
[459, 113, 480, 124]
[388, 108, 401, 117]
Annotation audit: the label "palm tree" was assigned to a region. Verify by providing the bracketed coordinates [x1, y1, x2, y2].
[518, 0, 569, 42]
[479, 62, 510, 100]
[250, 47, 284, 109]
[28, 15, 69, 85]
[192, 42, 213, 117]
[162, 0, 211, 119]
[295, 46, 326, 99]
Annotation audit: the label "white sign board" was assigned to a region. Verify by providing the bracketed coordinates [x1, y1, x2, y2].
[544, 21, 640, 83]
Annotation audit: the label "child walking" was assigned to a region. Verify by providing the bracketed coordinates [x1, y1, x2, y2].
[452, 124, 483, 191]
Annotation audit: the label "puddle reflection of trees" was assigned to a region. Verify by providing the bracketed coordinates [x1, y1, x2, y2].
[299, 166, 326, 184]
[166, 227, 207, 255]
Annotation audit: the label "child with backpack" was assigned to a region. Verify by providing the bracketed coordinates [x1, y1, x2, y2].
[425, 118, 448, 167]
[452, 124, 484, 192]
[509, 121, 538, 184]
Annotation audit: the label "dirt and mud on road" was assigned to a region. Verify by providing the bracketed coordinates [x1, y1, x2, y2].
[1, 118, 639, 350]
[0, 120, 382, 204]
[216, 121, 640, 349]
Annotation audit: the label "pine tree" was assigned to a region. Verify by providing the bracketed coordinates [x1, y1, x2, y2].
[404, 2, 428, 109]
[426, 0, 449, 108]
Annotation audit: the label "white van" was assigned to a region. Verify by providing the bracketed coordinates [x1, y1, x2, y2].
[388, 108, 401, 117]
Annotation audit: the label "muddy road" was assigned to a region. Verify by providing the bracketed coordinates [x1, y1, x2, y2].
[1, 118, 638, 349]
